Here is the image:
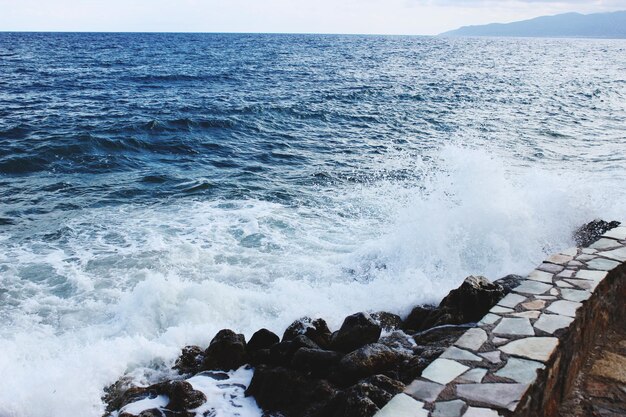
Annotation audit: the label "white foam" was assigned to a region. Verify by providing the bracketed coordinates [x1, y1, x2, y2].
[0, 145, 624, 416]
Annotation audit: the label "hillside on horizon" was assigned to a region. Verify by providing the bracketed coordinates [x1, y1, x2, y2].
[441, 10, 626, 38]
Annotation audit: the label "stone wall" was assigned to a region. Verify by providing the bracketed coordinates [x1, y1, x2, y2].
[375, 226, 626, 417]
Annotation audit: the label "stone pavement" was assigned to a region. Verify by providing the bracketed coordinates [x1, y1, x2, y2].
[374, 226, 626, 417]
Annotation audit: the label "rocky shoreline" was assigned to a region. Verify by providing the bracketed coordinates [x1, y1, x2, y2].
[103, 220, 620, 417]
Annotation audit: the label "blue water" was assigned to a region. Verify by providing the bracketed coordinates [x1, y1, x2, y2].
[0, 33, 625, 417]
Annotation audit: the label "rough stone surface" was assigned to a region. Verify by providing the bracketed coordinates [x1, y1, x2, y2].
[377, 394, 428, 417]
[600, 246, 626, 262]
[457, 368, 488, 383]
[564, 278, 599, 291]
[546, 300, 581, 318]
[537, 263, 564, 274]
[511, 311, 540, 319]
[521, 300, 545, 310]
[422, 359, 469, 385]
[454, 328, 488, 351]
[527, 270, 553, 283]
[499, 337, 559, 362]
[478, 351, 501, 364]
[560, 289, 591, 302]
[478, 314, 500, 325]
[497, 293, 526, 308]
[603, 226, 626, 240]
[462, 407, 501, 417]
[495, 358, 545, 384]
[586, 258, 620, 271]
[589, 238, 622, 250]
[441, 346, 482, 362]
[456, 383, 528, 409]
[533, 314, 574, 334]
[546, 253, 573, 265]
[432, 399, 466, 417]
[404, 380, 445, 402]
[331, 313, 382, 353]
[490, 306, 513, 314]
[493, 318, 535, 336]
[514, 280, 552, 295]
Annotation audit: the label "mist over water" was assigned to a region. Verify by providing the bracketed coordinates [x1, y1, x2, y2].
[0, 33, 625, 416]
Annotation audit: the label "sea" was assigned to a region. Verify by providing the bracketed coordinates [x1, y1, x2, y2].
[0, 33, 625, 417]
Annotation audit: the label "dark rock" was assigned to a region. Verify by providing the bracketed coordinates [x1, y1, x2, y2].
[292, 348, 344, 376]
[249, 348, 271, 366]
[495, 274, 524, 294]
[270, 335, 319, 366]
[574, 219, 621, 247]
[378, 330, 415, 352]
[246, 365, 337, 416]
[156, 380, 206, 411]
[325, 375, 404, 417]
[202, 329, 247, 371]
[402, 305, 437, 333]
[371, 312, 402, 332]
[436, 275, 504, 324]
[173, 345, 205, 375]
[248, 328, 279, 351]
[283, 317, 332, 349]
[337, 343, 404, 382]
[330, 313, 382, 353]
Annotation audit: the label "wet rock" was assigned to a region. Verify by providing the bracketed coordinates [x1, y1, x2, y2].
[173, 345, 204, 375]
[248, 328, 280, 351]
[248, 348, 271, 366]
[496, 274, 524, 294]
[337, 343, 404, 382]
[330, 313, 382, 353]
[402, 305, 437, 332]
[202, 329, 247, 371]
[292, 348, 344, 377]
[283, 317, 332, 349]
[246, 365, 337, 417]
[270, 335, 320, 366]
[325, 375, 404, 417]
[371, 312, 402, 332]
[574, 219, 621, 247]
[155, 380, 206, 411]
[437, 275, 505, 324]
[378, 330, 415, 352]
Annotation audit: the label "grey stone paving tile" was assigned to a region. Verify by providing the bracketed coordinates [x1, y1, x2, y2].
[499, 337, 559, 362]
[521, 299, 545, 310]
[560, 288, 591, 302]
[576, 254, 596, 261]
[537, 263, 564, 274]
[514, 280, 552, 295]
[546, 253, 573, 265]
[494, 357, 545, 384]
[491, 306, 514, 314]
[462, 407, 502, 417]
[527, 270, 553, 283]
[555, 279, 573, 287]
[456, 383, 528, 409]
[479, 350, 501, 363]
[586, 258, 620, 271]
[404, 379, 445, 402]
[377, 393, 428, 417]
[603, 226, 626, 240]
[535, 295, 557, 300]
[511, 311, 540, 319]
[422, 359, 470, 385]
[441, 346, 483, 362]
[575, 270, 608, 281]
[493, 318, 535, 336]
[497, 293, 526, 308]
[455, 328, 488, 351]
[546, 300, 582, 317]
[589, 238, 622, 250]
[433, 399, 466, 417]
[556, 270, 574, 279]
[492, 337, 508, 346]
[564, 278, 599, 291]
[478, 313, 500, 325]
[549, 288, 559, 296]
[567, 260, 583, 267]
[600, 246, 626, 262]
[560, 247, 578, 257]
[581, 248, 597, 254]
[534, 313, 574, 334]
[457, 367, 488, 383]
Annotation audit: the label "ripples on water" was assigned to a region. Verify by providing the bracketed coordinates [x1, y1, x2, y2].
[0, 33, 625, 416]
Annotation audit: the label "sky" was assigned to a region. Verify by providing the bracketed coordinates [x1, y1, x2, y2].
[1, 0, 626, 35]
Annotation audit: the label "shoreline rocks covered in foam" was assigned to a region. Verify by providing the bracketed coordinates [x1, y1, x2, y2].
[103, 220, 621, 417]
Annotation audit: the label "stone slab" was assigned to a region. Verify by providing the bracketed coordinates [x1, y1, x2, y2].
[499, 337, 559, 362]
[575, 254, 596, 261]
[555, 279, 573, 287]
[493, 318, 535, 336]
[479, 351, 501, 364]
[521, 300, 545, 310]
[457, 368, 488, 383]
[497, 293, 526, 308]
[456, 383, 528, 409]
[404, 379, 445, 402]
[581, 248, 597, 254]
[546, 300, 582, 318]
[575, 270, 608, 281]
[495, 357, 545, 384]
[527, 270, 553, 283]
[490, 306, 514, 314]
[479, 314, 500, 325]
[589, 238, 622, 250]
[546, 253, 573, 265]
[586, 258, 620, 271]
[422, 359, 470, 385]
[455, 328, 488, 351]
[603, 226, 626, 240]
[599, 246, 626, 262]
[441, 346, 483, 362]
[462, 407, 501, 417]
[377, 394, 428, 417]
[492, 337, 508, 346]
[564, 278, 599, 291]
[560, 288, 591, 302]
[514, 280, 552, 295]
[537, 263, 564, 274]
[511, 311, 540, 319]
[534, 313, 574, 334]
[433, 400, 466, 417]
[560, 247, 578, 257]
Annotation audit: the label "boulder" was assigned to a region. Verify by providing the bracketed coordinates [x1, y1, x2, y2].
[437, 275, 504, 324]
[270, 335, 320, 366]
[245, 365, 337, 416]
[378, 330, 415, 353]
[173, 345, 204, 375]
[402, 305, 437, 333]
[574, 219, 621, 247]
[371, 312, 402, 332]
[155, 380, 206, 411]
[325, 375, 404, 417]
[330, 313, 382, 353]
[337, 343, 404, 382]
[292, 348, 344, 376]
[202, 329, 247, 371]
[248, 328, 279, 351]
[495, 274, 524, 294]
[283, 317, 332, 349]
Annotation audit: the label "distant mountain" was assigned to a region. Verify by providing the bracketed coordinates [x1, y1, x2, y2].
[441, 10, 626, 39]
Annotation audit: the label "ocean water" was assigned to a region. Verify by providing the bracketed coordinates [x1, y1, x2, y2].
[0, 33, 625, 417]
